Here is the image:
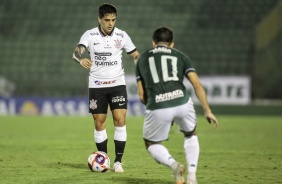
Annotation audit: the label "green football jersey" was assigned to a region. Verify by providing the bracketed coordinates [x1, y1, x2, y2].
[136, 45, 196, 110]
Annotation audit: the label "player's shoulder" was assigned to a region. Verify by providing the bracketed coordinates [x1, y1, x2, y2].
[113, 27, 126, 33]
[172, 47, 191, 59]
[137, 48, 153, 63]
[171, 47, 185, 55]
[113, 27, 129, 38]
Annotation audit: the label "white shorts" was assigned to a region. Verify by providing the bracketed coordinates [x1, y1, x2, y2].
[143, 98, 197, 142]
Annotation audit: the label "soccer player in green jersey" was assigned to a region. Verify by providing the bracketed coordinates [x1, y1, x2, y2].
[135, 27, 218, 184]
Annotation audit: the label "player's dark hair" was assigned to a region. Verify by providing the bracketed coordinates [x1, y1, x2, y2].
[99, 3, 117, 18]
[153, 27, 173, 43]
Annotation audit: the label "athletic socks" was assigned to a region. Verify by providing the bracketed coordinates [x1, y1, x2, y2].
[114, 140, 126, 163]
[94, 126, 127, 163]
[114, 126, 127, 163]
[94, 129, 108, 153]
[184, 135, 200, 173]
[146, 136, 199, 174]
[147, 144, 177, 169]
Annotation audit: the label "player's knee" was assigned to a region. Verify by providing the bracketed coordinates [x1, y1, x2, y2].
[114, 119, 125, 126]
[144, 139, 161, 150]
[144, 140, 151, 149]
[113, 111, 126, 126]
[93, 117, 107, 131]
[95, 123, 106, 131]
[182, 128, 197, 138]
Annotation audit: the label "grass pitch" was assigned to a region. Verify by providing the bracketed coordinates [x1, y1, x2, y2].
[0, 115, 281, 184]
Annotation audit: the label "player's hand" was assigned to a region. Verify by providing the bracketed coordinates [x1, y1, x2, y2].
[80, 58, 92, 69]
[205, 112, 218, 128]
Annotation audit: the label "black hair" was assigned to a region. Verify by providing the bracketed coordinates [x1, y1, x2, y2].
[98, 3, 117, 18]
[152, 27, 173, 43]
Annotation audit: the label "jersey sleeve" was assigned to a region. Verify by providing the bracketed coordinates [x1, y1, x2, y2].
[182, 53, 196, 75]
[78, 30, 90, 49]
[122, 31, 137, 54]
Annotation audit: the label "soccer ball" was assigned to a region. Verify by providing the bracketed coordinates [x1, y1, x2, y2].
[87, 151, 110, 172]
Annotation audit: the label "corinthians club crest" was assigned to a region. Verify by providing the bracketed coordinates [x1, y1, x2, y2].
[114, 39, 122, 49]
[89, 99, 97, 110]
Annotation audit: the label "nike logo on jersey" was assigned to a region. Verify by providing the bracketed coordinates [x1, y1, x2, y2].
[119, 103, 125, 106]
[94, 43, 100, 45]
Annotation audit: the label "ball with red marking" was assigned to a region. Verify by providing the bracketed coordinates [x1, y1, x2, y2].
[87, 151, 110, 172]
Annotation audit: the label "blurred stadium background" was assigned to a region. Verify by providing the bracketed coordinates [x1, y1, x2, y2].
[0, 0, 281, 116]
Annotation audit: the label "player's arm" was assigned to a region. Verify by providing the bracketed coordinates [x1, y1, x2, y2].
[187, 72, 218, 127]
[137, 80, 146, 105]
[130, 50, 140, 64]
[72, 45, 92, 69]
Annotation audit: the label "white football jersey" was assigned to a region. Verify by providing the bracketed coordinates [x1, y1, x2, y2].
[78, 26, 136, 88]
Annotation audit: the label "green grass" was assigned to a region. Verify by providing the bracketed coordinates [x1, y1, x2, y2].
[0, 115, 282, 184]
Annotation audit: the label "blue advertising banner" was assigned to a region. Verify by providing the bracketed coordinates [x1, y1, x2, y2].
[0, 75, 250, 116]
[0, 97, 145, 116]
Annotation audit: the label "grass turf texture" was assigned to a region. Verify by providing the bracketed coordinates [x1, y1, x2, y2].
[0, 115, 281, 184]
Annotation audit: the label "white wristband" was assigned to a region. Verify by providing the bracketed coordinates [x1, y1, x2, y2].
[72, 53, 82, 64]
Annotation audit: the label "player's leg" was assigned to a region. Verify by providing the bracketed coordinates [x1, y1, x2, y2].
[111, 108, 127, 172]
[92, 113, 108, 153]
[175, 99, 199, 184]
[143, 108, 175, 166]
[108, 85, 128, 172]
[144, 108, 186, 184]
[145, 140, 185, 184]
[112, 109, 127, 159]
[183, 131, 199, 184]
[89, 88, 109, 154]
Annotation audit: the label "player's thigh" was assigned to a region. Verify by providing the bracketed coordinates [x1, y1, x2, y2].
[174, 99, 197, 132]
[89, 88, 109, 114]
[108, 85, 128, 110]
[143, 108, 174, 142]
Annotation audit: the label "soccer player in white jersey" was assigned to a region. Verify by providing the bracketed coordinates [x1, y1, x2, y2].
[72, 3, 140, 173]
[136, 27, 218, 184]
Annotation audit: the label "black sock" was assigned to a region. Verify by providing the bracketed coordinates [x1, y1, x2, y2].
[114, 140, 126, 163]
[96, 139, 108, 153]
